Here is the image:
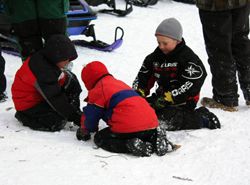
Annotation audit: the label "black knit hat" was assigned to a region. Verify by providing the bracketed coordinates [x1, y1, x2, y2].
[43, 34, 78, 64]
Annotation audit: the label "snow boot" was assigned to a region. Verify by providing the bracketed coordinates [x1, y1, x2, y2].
[126, 138, 153, 157]
[196, 107, 221, 129]
[201, 97, 238, 112]
[155, 126, 169, 156]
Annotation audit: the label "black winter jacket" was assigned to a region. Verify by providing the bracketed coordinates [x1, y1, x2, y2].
[133, 40, 207, 105]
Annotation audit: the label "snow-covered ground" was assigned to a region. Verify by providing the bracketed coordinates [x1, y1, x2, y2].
[1, 1, 250, 185]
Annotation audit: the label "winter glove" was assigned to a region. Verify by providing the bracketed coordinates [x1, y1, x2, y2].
[154, 96, 167, 109]
[163, 91, 174, 103]
[154, 92, 174, 109]
[76, 127, 91, 141]
[136, 88, 146, 97]
[76, 114, 91, 141]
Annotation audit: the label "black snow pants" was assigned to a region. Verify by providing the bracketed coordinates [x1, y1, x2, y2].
[199, 5, 250, 106]
[15, 102, 67, 132]
[146, 95, 203, 131]
[94, 127, 157, 154]
[5, 0, 68, 60]
[155, 106, 203, 131]
[15, 73, 81, 132]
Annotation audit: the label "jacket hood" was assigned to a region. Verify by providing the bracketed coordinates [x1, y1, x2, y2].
[81, 61, 110, 90]
[42, 34, 78, 64]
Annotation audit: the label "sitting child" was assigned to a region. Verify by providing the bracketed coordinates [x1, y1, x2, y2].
[132, 18, 221, 130]
[12, 34, 82, 132]
[76, 61, 174, 157]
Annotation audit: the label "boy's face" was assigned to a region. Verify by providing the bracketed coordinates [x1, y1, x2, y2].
[56, 59, 70, 69]
[156, 35, 179, 55]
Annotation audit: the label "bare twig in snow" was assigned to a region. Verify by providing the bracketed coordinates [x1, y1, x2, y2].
[6, 107, 13, 111]
[18, 160, 27, 162]
[15, 129, 24, 132]
[95, 154, 128, 160]
[173, 176, 193, 182]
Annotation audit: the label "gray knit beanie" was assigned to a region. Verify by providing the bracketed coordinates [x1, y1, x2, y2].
[155, 18, 183, 41]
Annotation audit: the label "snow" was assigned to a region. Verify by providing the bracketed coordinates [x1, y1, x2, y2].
[1, 1, 250, 185]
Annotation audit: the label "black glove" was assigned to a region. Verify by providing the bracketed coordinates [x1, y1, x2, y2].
[76, 128, 91, 141]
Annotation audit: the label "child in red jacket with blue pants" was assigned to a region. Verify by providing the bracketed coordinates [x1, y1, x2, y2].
[76, 61, 174, 157]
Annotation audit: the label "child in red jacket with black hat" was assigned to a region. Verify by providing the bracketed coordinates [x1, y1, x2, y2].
[77, 61, 174, 157]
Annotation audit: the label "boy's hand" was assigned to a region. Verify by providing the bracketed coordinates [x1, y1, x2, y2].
[76, 127, 91, 141]
[76, 114, 91, 141]
[154, 91, 174, 109]
[154, 96, 166, 109]
[163, 91, 174, 103]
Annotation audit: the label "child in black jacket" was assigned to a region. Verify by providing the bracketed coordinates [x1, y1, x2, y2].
[133, 18, 220, 131]
[12, 34, 82, 131]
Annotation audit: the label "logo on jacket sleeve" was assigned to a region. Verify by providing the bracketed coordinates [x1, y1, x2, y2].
[182, 62, 203, 80]
[172, 81, 193, 97]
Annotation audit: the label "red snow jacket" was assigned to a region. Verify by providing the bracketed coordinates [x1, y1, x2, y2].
[11, 57, 43, 110]
[81, 61, 158, 133]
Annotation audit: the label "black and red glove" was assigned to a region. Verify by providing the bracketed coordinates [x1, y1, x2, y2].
[76, 115, 91, 141]
[76, 127, 91, 141]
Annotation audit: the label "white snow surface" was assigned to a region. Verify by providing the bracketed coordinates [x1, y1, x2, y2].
[1, 1, 250, 185]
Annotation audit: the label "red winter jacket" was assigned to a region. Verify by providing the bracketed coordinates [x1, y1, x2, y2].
[81, 61, 158, 133]
[11, 58, 43, 110]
